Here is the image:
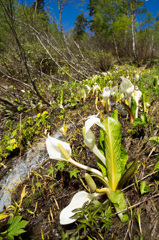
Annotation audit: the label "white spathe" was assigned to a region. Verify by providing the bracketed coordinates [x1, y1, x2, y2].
[46, 135, 71, 161]
[132, 87, 142, 106]
[85, 115, 106, 133]
[84, 116, 106, 165]
[132, 86, 142, 118]
[135, 74, 140, 81]
[93, 83, 101, 94]
[60, 191, 99, 225]
[101, 87, 111, 100]
[120, 76, 134, 97]
[85, 85, 91, 93]
[46, 134, 103, 177]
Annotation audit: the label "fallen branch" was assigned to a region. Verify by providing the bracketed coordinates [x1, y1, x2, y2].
[123, 170, 159, 191]
[115, 193, 159, 216]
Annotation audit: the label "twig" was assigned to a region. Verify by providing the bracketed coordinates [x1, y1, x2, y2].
[123, 170, 159, 191]
[145, 146, 156, 163]
[115, 193, 159, 216]
[35, 34, 80, 82]
[0, 66, 33, 89]
[0, 96, 17, 109]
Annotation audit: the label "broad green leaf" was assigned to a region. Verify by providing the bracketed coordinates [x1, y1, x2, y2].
[131, 98, 137, 118]
[120, 145, 128, 175]
[132, 118, 143, 127]
[108, 190, 129, 222]
[103, 117, 122, 191]
[117, 157, 138, 190]
[140, 113, 148, 123]
[111, 109, 118, 121]
[97, 129, 107, 176]
[140, 181, 150, 195]
[133, 113, 148, 127]
[154, 161, 159, 171]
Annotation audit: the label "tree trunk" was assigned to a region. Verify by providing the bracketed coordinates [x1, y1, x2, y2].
[131, 13, 138, 62]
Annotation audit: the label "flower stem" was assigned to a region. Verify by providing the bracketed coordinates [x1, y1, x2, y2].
[58, 143, 103, 177]
[70, 158, 103, 177]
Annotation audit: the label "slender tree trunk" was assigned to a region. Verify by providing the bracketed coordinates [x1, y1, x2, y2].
[131, 13, 138, 62]
[112, 32, 122, 64]
[0, 0, 51, 106]
[58, 4, 77, 61]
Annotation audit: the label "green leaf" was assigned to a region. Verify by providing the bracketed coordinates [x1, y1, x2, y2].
[140, 181, 150, 195]
[84, 105, 88, 110]
[154, 161, 159, 171]
[17, 106, 24, 111]
[133, 113, 148, 127]
[120, 145, 128, 175]
[36, 182, 42, 188]
[102, 117, 122, 191]
[117, 156, 138, 190]
[140, 113, 148, 123]
[131, 98, 137, 118]
[108, 190, 129, 222]
[11, 130, 17, 137]
[97, 129, 107, 176]
[56, 161, 68, 171]
[111, 109, 118, 121]
[149, 136, 159, 145]
[6, 233, 14, 240]
[69, 169, 80, 178]
[7, 216, 28, 238]
[72, 223, 86, 237]
[48, 165, 55, 176]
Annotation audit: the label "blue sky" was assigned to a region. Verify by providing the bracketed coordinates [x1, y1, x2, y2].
[21, 0, 159, 31]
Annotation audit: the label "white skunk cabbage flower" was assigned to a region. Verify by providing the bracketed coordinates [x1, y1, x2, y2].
[132, 86, 142, 106]
[85, 85, 91, 94]
[83, 116, 106, 165]
[46, 136, 71, 161]
[93, 83, 101, 95]
[132, 86, 142, 118]
[120, 76, 134, 107]
[60, 191, 100, 225]
[101, 87, 111, 100]
[60, 123, 68, 136]
[110, 86, 117, 96]
[102, 72, 107, 76]
[46, 135, 103, 177]
[120, 77, 134, 97]
[135, 74, 140, 81]
[58, 104, 64, 109]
